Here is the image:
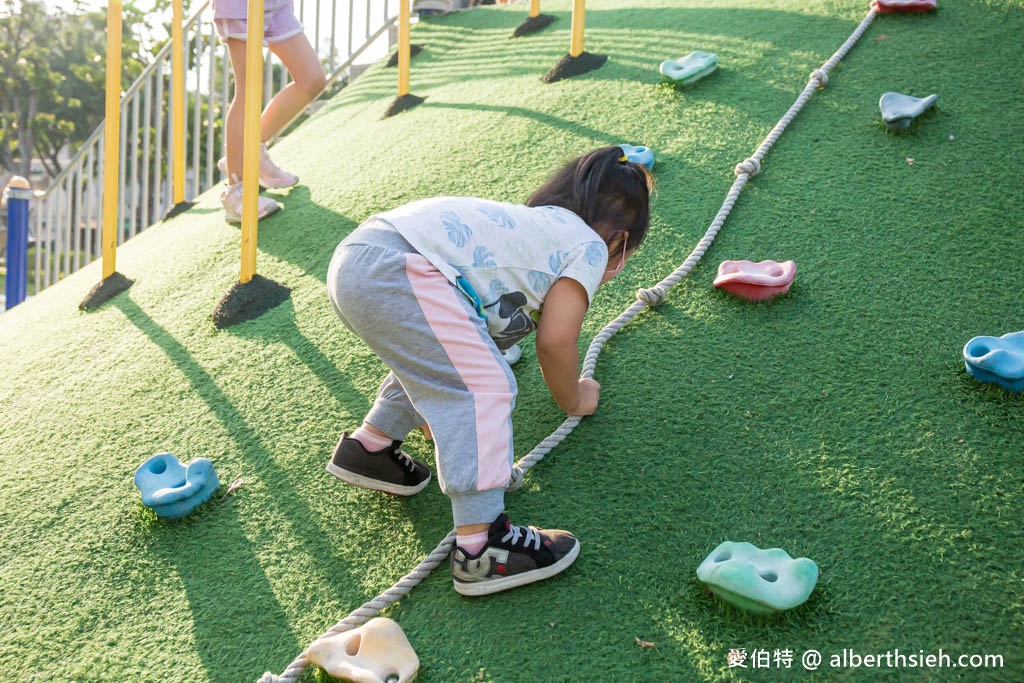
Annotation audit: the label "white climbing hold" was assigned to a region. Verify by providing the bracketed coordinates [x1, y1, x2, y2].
[306, 618, 419, 683]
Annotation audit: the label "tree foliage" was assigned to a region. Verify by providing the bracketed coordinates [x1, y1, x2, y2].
[0, 0, 161, 178]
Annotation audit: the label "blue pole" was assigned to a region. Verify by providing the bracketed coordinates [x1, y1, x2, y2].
[4, 176, 31, 310]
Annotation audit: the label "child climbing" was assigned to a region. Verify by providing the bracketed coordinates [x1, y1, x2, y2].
[325, 146, 652, 596]
[212, 0, 327, 223]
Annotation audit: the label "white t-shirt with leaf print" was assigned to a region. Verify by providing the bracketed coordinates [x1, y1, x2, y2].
[371, 196, 609, 350]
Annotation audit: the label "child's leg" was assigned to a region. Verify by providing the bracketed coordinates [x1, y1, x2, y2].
[363, 373, 426, 440]
[327, 232, 580, 595]
[327, 237, 515, 526]
[262, 33, 327, 142]
[223, 38, 249, 181]
[350, 372, 426, 449]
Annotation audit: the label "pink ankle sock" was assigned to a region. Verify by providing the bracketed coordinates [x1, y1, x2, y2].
[350, 427, 393, 452]
[457, 531, 490, 555]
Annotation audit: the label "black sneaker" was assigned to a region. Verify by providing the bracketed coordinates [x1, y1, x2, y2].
[451, 513, 580, 596]
[326, 433, 431, 496]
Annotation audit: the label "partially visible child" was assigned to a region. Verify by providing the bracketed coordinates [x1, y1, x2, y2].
[212, 0, 327, 222]
[325, 146, 652, 596]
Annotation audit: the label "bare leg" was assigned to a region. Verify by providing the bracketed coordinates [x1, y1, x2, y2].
[362, 421, 433, 441]
[224, 38, 249, 181]
[262, 32, 327, 141]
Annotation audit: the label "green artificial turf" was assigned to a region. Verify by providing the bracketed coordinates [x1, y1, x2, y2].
[2, 1, 1022, 680]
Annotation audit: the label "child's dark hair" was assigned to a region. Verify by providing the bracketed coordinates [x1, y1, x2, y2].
[527, 146, 653, 251]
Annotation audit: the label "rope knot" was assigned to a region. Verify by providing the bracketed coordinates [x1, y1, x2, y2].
[811, 69, 828, 88]
[507, 465, 524, 491]
[733, 158, 761, 177]
[637, 286, 666, 306]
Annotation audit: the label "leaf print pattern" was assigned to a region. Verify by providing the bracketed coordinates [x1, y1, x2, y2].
[478, 205, 516, 230]
[539, 205, 567, 224]
[584, 241, 607, 267]
[487, 279, 510, 302]
[441, 210, 472, 247]
[529, 270, 554, 293]
[548, 250, 571, 273]
[473, 246, 497, 268]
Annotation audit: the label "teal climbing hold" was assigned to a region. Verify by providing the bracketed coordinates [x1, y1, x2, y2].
[659, 51, 718, 85]
[879, 92, 937, 130]
[618, 144, 654, 170]
[963, 331, 1024, 393]
[697, 541, 818, 614]
[134, 452, 220, 519]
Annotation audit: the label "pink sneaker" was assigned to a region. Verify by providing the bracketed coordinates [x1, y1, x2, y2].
[217, 143, 298, 189]
[220, 180, 280, 224]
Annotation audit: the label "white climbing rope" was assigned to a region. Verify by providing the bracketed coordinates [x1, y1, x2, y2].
[259, 6, 878, 681]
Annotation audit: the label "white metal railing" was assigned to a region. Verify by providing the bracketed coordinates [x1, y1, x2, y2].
[29, 0, 399, 293]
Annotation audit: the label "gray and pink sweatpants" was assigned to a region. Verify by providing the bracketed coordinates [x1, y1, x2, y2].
[326, 222, 517, 527]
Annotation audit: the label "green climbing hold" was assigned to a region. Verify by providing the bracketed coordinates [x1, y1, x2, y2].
[660, 51, 718, 85]
[697, 541, 818, 614]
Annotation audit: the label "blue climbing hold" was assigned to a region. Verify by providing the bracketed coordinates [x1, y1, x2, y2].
[619, 144, 655, 170]
[963, 331, 1024, 393]
[879, 92, 938, 130]
[659, 51, 718, 85]
[134, 452, 220, 519]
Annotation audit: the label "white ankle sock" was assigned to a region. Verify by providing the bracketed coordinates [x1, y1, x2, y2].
[457, 530, 490, 555]
[350, 427, 393, 452]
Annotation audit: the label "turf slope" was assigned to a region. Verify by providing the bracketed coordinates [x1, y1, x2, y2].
[1, 1, 1022, 681]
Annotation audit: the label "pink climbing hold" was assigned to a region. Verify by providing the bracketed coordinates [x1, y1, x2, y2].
[713, 260, 796, 301]
[872, 0, 936, 13]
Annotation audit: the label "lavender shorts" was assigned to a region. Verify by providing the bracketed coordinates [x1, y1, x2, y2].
[214, 6, 303, 45]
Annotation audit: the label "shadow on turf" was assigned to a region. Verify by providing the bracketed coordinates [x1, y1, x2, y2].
[249, 186, 358, 284]
[134, 500, 301, 679]
[314, 6, 856, 118]
[109, 295, 394, 630]
[423, 100, 613, 142]
[112, 294, 455, 622]
[219, 296, 375, 422]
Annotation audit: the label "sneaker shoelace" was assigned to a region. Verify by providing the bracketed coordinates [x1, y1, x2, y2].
[502, 523, 542, 552]
[391, 445, 417, 472]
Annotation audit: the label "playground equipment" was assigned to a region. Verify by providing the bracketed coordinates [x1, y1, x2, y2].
[134, 453, 220, 519]
[3, 176, 32, 310]
[383, 0, 426, 117]
[879, 92, 938, 130]
[28, 1, 398, 300]
[659, 51, 718, 85]
[697, 541, 819, 614]
[873, 0, 936, 12]
[513, 0, 557, 38]
[619, 144, 655, 170]
[542, 0, 607, 83]
[210, 0, 293, 329]
[963, 331, 1024, 393]
[713, 259, 796, 301]
[306, 618, 419, 683]
[262, 4, 887, 680]
[79, 0, 134, 311]
[412, 0, 451, 16]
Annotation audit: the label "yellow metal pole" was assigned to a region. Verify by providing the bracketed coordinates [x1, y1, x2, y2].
[398, 0, 410, 97]
[530, 0, 541, 19]
[171, 0, 186, 205]
[239, 0, 265, 284]
[101, 0, 122, 280]
[569, 0, 586, 57]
